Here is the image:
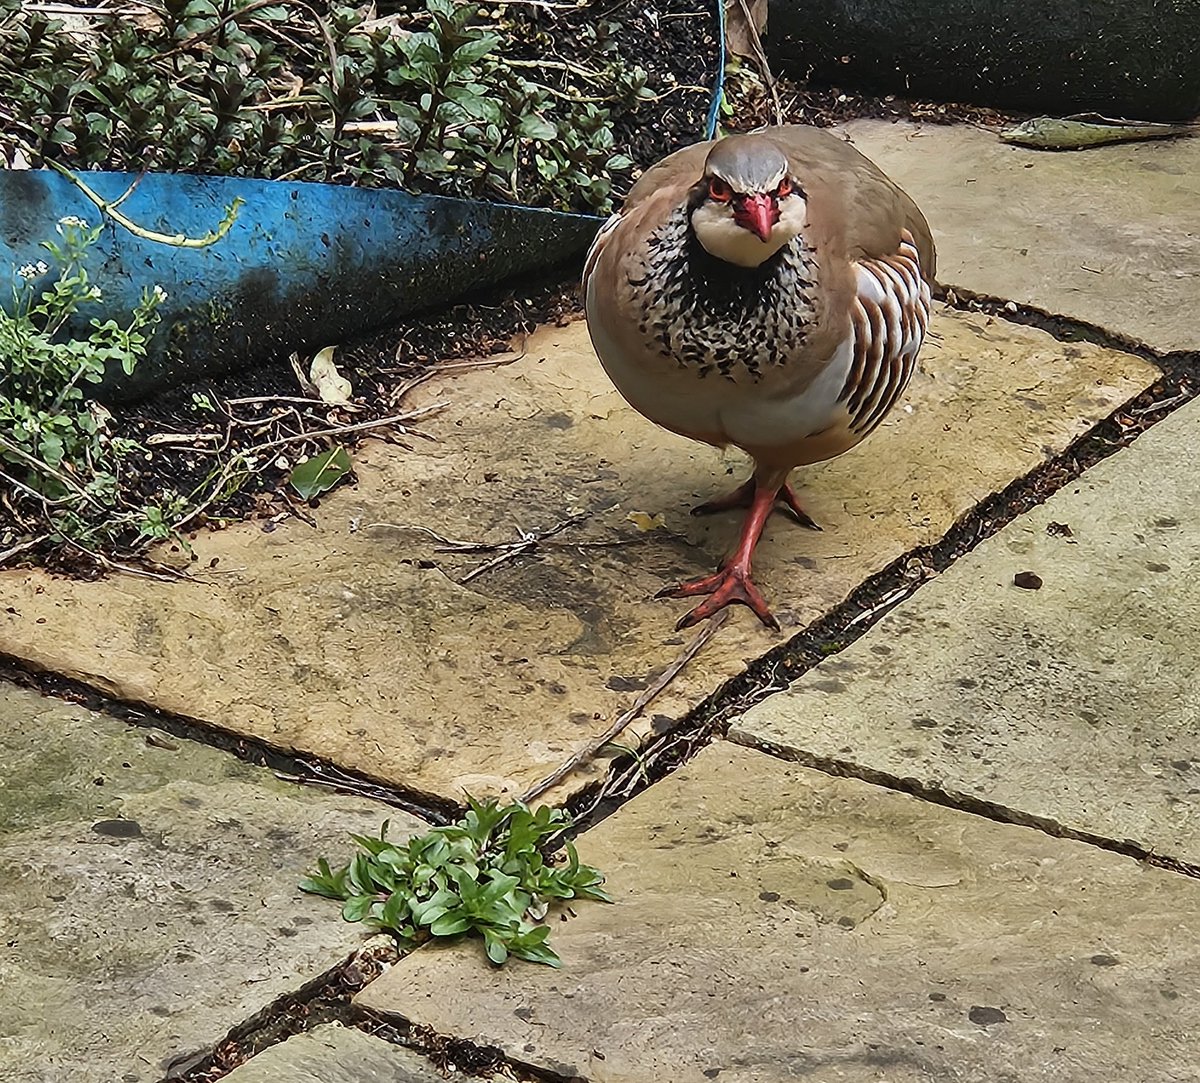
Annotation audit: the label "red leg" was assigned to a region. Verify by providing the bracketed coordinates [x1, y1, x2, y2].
[691, 478, 821, 532]
[659, 477, 784, 631]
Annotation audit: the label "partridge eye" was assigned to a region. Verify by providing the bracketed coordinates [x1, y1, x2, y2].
[707, 177, 733, 203]
[776, 177, 793, 198]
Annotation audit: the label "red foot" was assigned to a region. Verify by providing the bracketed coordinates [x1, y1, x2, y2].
[692, 479, 821, 531]
[656, 564, 781, 632]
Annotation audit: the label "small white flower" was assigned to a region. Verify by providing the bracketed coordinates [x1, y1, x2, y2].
[152, 284, 168, 303]
[88, 285, 102, 301]
[35, 260, 48, 276]
[57, 215, 89, 229]
[16, 263, 36, 280]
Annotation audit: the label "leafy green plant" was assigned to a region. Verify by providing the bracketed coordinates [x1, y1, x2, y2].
[0, 217, 163, 541]
[301, 798, 612, 967]
[0, 214, 259, 564]
[0, 0, 652, 213]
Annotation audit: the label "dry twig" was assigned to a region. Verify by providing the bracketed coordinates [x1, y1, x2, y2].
[733, 0, 783, 126]
[459, 511, 588, 582]
[521, 609, 731, 802]
[0, 535, 49, 565]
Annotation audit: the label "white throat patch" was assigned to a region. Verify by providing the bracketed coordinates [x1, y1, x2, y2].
[690, 195, 807, 268]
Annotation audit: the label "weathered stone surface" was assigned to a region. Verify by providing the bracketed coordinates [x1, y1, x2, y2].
[220, 1025, 443, 1083]
[732, 397, 1200, 864]
[0, 683, 425, 1083]
[0, 313, 1155, 802]
[356, 743, 1200, 1083]
[841, 120, 1200, 353]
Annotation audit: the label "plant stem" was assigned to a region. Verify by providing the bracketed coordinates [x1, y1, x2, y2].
[48, 357, 94, 413]
[505, 56, 606, 81]
[42, 158, 244, 248]
[0, 438, 97, 502]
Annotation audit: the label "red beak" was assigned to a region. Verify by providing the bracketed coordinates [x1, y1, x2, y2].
[734, 193, 780, 242]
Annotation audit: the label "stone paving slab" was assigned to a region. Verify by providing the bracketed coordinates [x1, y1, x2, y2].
[356, 742, 1200, 1083]
[0, 683, 426, 1083]
[220, 1024, 444, 1083]
[732, 397, 1200, 866]
[0, 313, 1154, 803]
[841, 120, 1200, 354]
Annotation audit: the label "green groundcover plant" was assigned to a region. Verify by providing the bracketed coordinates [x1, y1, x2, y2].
[0, 217, 178, 549]
[301, 797, 612, 967]
[0, 0, 644, 213]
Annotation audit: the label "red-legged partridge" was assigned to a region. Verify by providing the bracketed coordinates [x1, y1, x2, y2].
[582, 124, 936, 632]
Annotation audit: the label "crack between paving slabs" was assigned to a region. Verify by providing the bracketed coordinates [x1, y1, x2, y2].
[158, 939, 400, 1082]
[935, 281, 1177, 361]
[163, 940, 582, 1083]
[143, 338, 1200, 1081]
[0, 653, 462, 826]
[356, 1009, 589, 1083]
[726, 731, 1200, 883]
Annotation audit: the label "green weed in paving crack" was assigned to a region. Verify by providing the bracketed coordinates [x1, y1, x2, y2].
[301, 797, 611, 967]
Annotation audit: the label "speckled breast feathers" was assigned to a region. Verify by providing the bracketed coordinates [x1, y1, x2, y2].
[583, 125, 935, 463]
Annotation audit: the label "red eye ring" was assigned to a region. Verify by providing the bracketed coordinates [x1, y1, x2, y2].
[707, 177, 733, 203]
[776, 177, 793, 198]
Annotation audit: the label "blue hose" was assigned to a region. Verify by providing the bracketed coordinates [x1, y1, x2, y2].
[704, 0, 727, 140]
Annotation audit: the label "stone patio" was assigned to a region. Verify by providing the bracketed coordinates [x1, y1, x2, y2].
[2, 119, 1198, 1083]
[0, 310, 1154, 804]
[840, 120, 1200, 354]
[0, 683, 427, 1083]
[731, 397, 1200, 866]
[357, 743, 1200, 1083]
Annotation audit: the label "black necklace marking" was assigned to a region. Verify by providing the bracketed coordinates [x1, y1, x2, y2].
[628, 206, 817, 381]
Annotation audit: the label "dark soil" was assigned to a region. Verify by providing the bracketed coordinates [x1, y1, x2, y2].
[502, 0, 720, 181]
[25, 263, 583, 578]
[725, 56, 1021, 135]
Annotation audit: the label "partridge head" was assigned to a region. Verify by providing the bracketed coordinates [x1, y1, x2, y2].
[690, 138, 805, 265]
[583, 125, 936, 632]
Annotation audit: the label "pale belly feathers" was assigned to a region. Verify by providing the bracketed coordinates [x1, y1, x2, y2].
[586, 297, 857, 464]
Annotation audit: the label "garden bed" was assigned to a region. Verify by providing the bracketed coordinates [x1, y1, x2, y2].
[0, 0, 720, 571]
[0, 0, 1015, 576]
[1, 0, 718, 213]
